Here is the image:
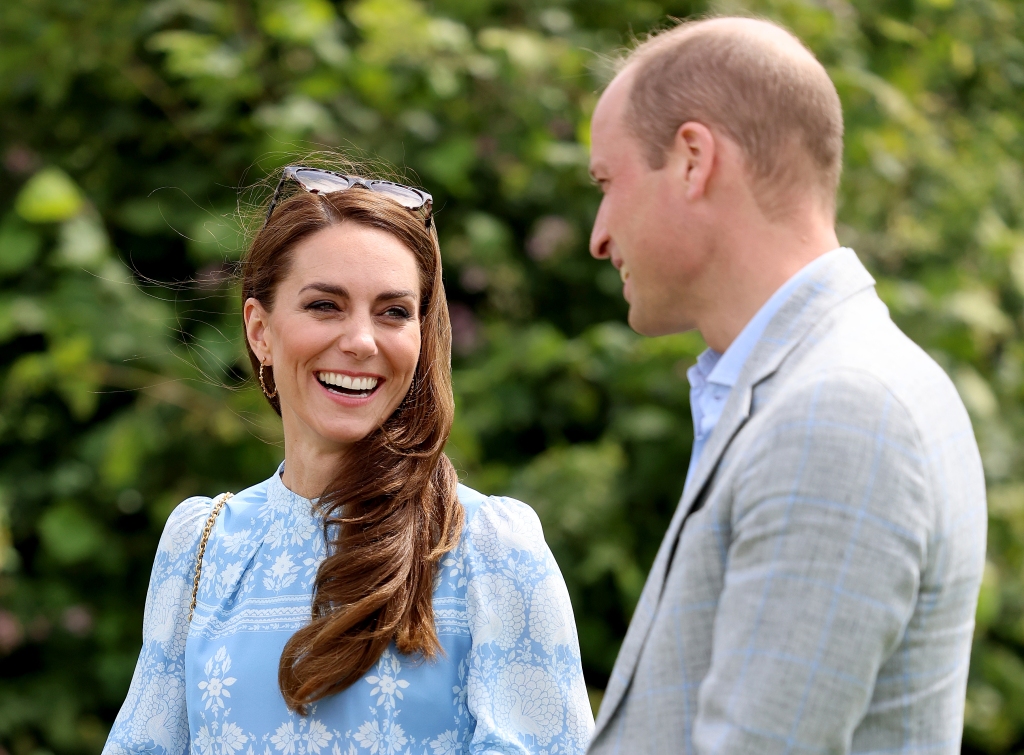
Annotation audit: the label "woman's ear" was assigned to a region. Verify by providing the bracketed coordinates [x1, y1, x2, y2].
[244, 297, 273, 364]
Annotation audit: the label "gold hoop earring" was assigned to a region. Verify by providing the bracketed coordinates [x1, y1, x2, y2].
[258, 361, 277, 399]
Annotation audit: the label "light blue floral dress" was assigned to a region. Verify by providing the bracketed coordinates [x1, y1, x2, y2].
[103, 466, 593, 755]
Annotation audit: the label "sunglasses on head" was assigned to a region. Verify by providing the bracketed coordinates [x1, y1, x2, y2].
[264, 166, 434, 230]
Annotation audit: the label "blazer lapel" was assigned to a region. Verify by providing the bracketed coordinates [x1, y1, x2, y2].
[593, 249, 877, 736]
[594, 382, 755, 732]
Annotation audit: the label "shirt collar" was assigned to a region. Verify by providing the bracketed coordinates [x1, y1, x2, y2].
[699, 247, 847, 389]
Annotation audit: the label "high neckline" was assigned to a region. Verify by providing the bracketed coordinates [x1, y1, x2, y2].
[266, 461, 318, 514]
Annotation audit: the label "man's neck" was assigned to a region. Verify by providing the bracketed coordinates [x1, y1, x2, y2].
[697, 218, 839, 353]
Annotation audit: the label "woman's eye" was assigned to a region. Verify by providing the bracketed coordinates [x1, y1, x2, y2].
[382, 306, 412, 320]
[306, 300, 338, 312]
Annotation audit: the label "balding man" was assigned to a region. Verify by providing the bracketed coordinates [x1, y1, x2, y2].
[587, 17, 986, 755]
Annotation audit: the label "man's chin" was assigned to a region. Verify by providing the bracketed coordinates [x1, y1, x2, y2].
[627, 306, 693, 338]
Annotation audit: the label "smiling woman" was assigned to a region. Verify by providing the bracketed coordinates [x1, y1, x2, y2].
[244, 220, 426, 466]
[102, 168, 594, 754]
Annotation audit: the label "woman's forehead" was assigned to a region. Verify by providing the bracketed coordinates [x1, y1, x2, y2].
[284, 223, 421, 295]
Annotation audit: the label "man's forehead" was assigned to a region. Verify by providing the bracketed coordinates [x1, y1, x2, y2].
[588, 136, 610, 177]
[595, 67, 633, 123]
[589, 67, 634, 169]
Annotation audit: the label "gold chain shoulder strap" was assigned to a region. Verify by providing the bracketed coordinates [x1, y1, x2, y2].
[188, 491, 234, 623]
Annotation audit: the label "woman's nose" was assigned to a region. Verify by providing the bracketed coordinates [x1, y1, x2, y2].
[337, 315, 378, 359]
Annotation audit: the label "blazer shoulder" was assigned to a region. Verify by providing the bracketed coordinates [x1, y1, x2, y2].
[784, 295, 973, 447]
[780, 366, 929, 442]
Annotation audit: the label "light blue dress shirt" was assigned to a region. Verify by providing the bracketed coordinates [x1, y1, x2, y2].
[104, 466, 593, 755]
[685, 248, 847, 488]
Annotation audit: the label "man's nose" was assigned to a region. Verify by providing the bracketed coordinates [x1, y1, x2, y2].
[590, 200, 611, 259]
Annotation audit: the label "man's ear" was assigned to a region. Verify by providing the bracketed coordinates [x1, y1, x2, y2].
[243, 297, 272, 364]
[670, 121, 717, 201]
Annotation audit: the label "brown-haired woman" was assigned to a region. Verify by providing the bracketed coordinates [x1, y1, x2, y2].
[103, 167, 593, 755]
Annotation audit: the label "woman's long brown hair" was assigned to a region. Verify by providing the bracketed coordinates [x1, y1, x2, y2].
[240, 185, 463, 713]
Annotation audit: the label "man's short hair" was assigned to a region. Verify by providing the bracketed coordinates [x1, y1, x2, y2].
[620, 17, 844, 218]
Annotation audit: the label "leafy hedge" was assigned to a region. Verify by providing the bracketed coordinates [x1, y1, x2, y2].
[1, 0, 1022, 752]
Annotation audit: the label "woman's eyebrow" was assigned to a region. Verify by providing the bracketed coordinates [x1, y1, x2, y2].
[376, 290, 417, 302]
[299, 282, 348, 297]
[297, 283, 416, 302]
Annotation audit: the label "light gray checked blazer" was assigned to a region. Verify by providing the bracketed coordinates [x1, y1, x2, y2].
[589, 249, 987, 755]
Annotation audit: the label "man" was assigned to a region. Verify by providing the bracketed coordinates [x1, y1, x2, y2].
[587, 17, 986, 755]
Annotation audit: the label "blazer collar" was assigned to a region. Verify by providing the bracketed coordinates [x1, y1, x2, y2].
[679, 248, 876, 513]
[593, 249, 877, 737]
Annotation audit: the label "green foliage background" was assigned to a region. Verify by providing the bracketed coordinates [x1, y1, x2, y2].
[0, 0, 1021, 751]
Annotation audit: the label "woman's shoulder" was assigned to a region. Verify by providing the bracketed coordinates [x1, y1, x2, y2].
[156, 495, 216, 562]
[157, 475, 274, 560]
[455, 483, 549, 564]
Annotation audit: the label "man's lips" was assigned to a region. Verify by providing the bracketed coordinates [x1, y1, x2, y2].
[610, 256, 629, 282]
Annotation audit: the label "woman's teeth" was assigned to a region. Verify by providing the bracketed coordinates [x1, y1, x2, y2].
[317, 371, 379, 395]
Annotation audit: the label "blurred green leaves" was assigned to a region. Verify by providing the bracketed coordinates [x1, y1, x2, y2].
[0, 0, 1022, 753]
[37, 504, 107, 566]
[15, 168, 84, 224]
[0, 217, 41, 277]
[261, 0, 340, 44]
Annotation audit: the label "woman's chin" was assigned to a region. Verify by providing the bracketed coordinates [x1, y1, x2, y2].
[280, 381, 405, 450]
[309, 407, 391, 449]
[309, 422, 376, 450]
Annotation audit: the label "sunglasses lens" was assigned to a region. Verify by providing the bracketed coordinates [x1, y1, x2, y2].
[293, 169, 353, 194]
[367, 182, 426, 209]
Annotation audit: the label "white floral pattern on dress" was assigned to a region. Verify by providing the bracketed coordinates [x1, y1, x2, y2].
[352, 720, 407, 754]
[528, 576, 574, 655]
[221, 529, 254, 556]
[428, 730, 461, 755]
[365, 650, 409, 711]
[467, 573, 525, 650]
[451, 660, 468, 719]
[263, 551, 300, 591]
[469, 502, 546, 563]
[198, 647, 237, 711]
[195, 722, 249, 755]
[133, 669, 188, 755]
[103, 472, 593, 755]
[148, 575, 191, 651]
[493, 662, 564, 747]
[263, 714, 333, 755]
[216, 562, 246, 598]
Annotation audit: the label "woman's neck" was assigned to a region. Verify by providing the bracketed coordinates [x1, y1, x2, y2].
[280, 435, 350, 499]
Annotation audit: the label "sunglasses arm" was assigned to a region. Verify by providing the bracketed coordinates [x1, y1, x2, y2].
[263, 172, 289, 230]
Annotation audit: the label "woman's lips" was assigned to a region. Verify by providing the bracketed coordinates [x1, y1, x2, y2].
[314, 372, 384, 405]
[316, 370, 380, 392]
